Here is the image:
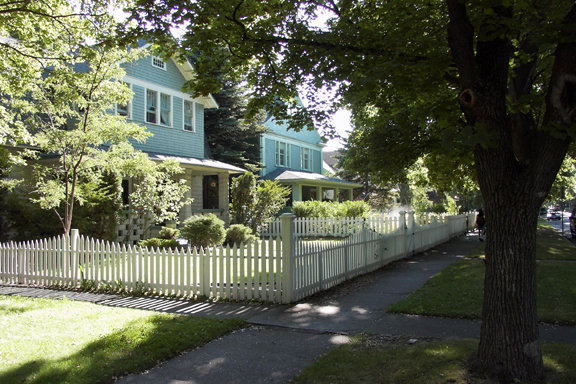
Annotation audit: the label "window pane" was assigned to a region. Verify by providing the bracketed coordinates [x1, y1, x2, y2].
[152, 56, 166, 69]
[203, 175, 219, 209]
[184, 100, 193, 131]
[160, 93, 170, 126]
[276, 142, 288, 166]
[146, 89, 157, 123]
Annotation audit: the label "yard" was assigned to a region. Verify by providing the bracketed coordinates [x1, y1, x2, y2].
[0, 296, 245, 384]
[289, 225, 576, 384]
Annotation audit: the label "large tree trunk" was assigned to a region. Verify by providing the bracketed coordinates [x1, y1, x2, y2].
[446, 2, 576, 381]
[475, 143, 543, 381]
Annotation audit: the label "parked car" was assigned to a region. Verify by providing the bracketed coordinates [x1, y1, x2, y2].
[570, 208, 576, 239]
[547, 211, 562, 220]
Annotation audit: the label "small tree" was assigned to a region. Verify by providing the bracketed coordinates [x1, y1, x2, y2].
[230, 172, 291, 233]
[123, 156, 191, 241]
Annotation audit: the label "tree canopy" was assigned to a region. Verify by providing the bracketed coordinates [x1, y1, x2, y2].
[125, 1, 576, 381]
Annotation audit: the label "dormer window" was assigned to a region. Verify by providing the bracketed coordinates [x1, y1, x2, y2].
[151, 56, 166, 70]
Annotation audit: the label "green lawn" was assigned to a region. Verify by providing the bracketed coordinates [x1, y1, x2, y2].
[388, 225, 576, 325]
[291, 339, 576, 384]
[0, 295, 245, 384]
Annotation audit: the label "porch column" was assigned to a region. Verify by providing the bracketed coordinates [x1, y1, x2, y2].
[218, 172, 230, 224]
[179, 169, 193, 222]
[189, 174, 203, 216]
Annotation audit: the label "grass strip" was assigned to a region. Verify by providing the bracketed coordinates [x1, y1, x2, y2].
[290, 339, 576, 384]
[0, 295, 245, 384]
[388, 226, 576, 325]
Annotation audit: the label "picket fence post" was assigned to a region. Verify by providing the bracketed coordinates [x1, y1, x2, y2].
[280, 213, 295, 304]
[70, 229, 79, 286]
[406, 211, 415, 255]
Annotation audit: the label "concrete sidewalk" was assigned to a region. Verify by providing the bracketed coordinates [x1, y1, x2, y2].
[3, 232, 576, 384]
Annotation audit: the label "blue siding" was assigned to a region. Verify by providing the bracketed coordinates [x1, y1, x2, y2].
[291, 145, 300, 170]
[124, 56, 186, 92]
[264, 117, 322, 146]
[122, 51, 205, 158]
[263, 138, 276, 175]
[313, 149, 322, 173]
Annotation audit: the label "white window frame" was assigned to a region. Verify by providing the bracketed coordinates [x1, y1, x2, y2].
[145, 88, 172, 127]
[151, 56, 166, 70]
[145, 89, 157, 124]
[160, 93, 171, 126]
[275, 141, 289, 167]
[183, 99, 195, 132]
[301, 147, 312, 170]
[116, 83, 131, 119]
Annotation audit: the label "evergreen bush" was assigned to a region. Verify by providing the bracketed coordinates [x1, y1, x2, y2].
[158, 226, 180, 240]
[225, 224, 256, 246]
[181, 214, 226, 248]
[138, 238, 180, 250]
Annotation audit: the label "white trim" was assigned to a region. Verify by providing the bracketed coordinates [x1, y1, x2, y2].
[159, 92, 172, 127]
[145, 88, 158, 124]
[275, 141, 290, 167]
[183, 99, 196, 132]
[263, 132, 323, 151]
[124, 76, 198, 103]
[301, 147, 312, 171]
[151, 55, 167, 70]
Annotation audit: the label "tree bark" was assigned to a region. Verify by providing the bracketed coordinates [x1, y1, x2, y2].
[446, 1, 574, 381]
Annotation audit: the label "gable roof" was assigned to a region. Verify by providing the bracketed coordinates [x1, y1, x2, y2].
[135, 42, 219, 109]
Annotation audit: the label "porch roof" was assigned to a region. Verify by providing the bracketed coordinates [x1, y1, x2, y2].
[261, 169, 362, 188]
[148, 153, 246, 174]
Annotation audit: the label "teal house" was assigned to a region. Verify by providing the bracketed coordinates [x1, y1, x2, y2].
[260, 102, 360, 205]
[117, 44, 245, 242]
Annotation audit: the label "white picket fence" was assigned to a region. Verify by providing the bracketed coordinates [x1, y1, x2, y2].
[260, 215, 402, 238]
[0, 212, 475, 304]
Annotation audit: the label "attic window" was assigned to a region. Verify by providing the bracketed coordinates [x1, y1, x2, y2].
[151, 56, 166, 70]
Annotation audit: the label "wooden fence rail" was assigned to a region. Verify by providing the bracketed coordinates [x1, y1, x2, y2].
[0, 212, 475, 304]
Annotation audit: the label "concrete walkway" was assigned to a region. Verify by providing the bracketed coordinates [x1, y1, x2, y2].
[2, 232, 576, 384]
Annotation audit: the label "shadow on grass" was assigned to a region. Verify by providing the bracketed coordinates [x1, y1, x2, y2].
[0, 314, 245, 384]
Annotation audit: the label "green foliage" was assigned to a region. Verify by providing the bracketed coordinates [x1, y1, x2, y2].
[72, 172, 122, 241]
[229, 172, 291, 233]
[204, 79, 267, 172]
[292, 201, 371, 218]
[138, 238, 180, 250]
[181, 214, 226, 248]
[0, 186, 62, 241]
[158, 226, 180, 240]
[121, 157, 191, 242]
[225, 224, 256, 246]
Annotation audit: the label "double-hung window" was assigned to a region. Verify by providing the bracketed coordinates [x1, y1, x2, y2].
[183, 100, 194, 131]
[146, 89, 171, 127]
[301, 148, 311, 170]
[160, 93, 171, 126]
[146, 89, 157, 124]
[275, 141, 289, 167]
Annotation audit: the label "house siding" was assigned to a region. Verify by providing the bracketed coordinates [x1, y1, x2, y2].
[122, 54, 205, 158]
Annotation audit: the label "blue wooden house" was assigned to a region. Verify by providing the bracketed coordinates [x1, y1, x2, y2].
[260, 102, 360, 205]
[117, 44, 245, 241]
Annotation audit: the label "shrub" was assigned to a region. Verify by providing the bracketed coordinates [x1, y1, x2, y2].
[158, 226, 180, 240]
[292, 201, 370, 218]
[230, 172, 291, 233]
[181, 214, 226, 248]
[139, 238, 180, 250]
[339, 200, 371, 218]
[225, 224, 256, 246]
